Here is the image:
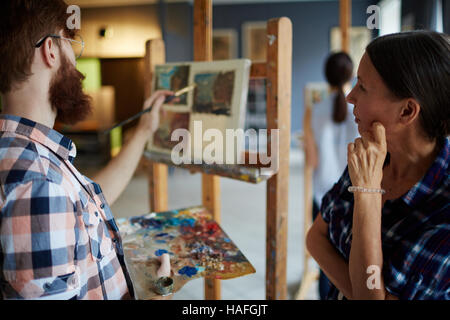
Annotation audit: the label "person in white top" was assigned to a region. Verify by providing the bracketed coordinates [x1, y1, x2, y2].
[304, 52, 359, 299]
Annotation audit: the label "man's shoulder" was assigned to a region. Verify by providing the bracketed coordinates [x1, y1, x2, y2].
[0, 132, 64, 191]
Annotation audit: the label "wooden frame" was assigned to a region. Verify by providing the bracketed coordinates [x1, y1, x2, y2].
[242, 21, 268, 63]
[143, 0, 292, 300]
[212, 29, 238, 60]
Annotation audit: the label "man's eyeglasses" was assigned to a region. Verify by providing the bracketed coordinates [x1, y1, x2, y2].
[35, 34, 84, 59]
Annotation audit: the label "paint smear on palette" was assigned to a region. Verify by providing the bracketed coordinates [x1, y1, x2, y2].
[116, 206, 255, 299]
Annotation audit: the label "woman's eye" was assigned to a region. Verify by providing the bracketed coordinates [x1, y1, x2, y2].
[359, 83, 366, 92]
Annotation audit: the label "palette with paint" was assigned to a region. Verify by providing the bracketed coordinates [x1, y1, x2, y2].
[116, 206, 256, 299]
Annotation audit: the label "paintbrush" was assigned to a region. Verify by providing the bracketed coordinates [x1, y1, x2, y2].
[103, 84, 196, 135]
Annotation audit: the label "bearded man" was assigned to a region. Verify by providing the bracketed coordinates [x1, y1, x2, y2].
[0, 0, 172, 300]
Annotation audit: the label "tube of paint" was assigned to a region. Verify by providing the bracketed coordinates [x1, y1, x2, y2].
[157, 253, 171, 278]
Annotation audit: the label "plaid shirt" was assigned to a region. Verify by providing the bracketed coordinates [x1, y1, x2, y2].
[0, 115, 132, 300]
[320, 137, 450, 300]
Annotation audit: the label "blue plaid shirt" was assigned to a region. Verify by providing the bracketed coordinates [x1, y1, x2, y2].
[320, 137, 450, 300]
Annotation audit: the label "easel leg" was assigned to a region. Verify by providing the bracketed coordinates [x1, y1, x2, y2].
[265, 17, 292, 300]
[202, 173, 221, 299]
[148, 162, 168, 212]
[192, 0, 220, 301]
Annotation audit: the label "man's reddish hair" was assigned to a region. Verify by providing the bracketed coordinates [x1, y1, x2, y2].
[0, 0, 75, 93]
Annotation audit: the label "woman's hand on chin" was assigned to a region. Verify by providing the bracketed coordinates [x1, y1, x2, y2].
[347, 122, 387, 189]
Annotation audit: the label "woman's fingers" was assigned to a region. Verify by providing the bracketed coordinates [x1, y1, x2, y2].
[372, 122, 387, 147]
[348, 142, 356, 153]
[359, 130, 372, 148]
[354, 137, 364, 152]
[347, 123, 386, 188]
[358, 122, 386, 151]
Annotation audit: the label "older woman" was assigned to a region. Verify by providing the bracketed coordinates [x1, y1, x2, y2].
[306, 30, 449, 300]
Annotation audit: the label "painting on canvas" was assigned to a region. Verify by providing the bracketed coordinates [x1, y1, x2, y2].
[189, 60, 251, 163]
[330, 26, 372, 66]
[154, 65, 190, 106]
[147, 59, 251, 164]
[213, 29, 237, 61]
[192, 71, 235, 116]
[304, 82, 330, 110]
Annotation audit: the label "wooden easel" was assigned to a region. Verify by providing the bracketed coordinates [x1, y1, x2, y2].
[143, 0, 292, 300]
[295, 0, 351, 300]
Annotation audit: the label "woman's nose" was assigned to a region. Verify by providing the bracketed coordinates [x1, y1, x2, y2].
[346, 88, 356, 105]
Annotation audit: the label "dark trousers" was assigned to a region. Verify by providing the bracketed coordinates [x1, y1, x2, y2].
[312, 200, 332, 300]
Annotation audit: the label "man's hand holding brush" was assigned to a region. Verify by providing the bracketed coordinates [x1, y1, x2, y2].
[137, 90, 175, 136]
[93, 89, 175, 205]
[104, 84, 196, 135]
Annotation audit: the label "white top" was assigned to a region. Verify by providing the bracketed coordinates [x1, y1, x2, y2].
[311, 92, 360, 205]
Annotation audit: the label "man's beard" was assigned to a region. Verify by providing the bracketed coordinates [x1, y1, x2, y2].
[49, 51, 92, 125]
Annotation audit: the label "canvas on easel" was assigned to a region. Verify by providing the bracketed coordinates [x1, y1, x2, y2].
[304, 82, 330, 110]
[147, 59, 251, 164]
[330, 26, 372, 67]
[213, 29, 238, 61]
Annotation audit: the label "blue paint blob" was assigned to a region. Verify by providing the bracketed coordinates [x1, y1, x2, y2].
[178, 266, 198, 277]
[155, 233, 169, 237]
[155, 249, 169, 256]
[166, 218, 181, 227]
[223, 238, 231, 243]
[180, 218, 195, 227]
[142, 218, 163, 230]
[129, 216, 143, 225]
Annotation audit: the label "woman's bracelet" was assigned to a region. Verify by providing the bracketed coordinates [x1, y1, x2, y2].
[348, 186, 386, 195]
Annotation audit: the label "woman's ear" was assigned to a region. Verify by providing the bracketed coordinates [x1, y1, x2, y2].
[398, 98, 420, 126]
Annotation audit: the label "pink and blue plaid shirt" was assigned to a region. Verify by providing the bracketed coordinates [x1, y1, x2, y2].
[320, 137, 450, 300]
[0, 114, 132, 299]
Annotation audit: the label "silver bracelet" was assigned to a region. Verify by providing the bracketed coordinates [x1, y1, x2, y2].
[348, 186, 386, 195]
